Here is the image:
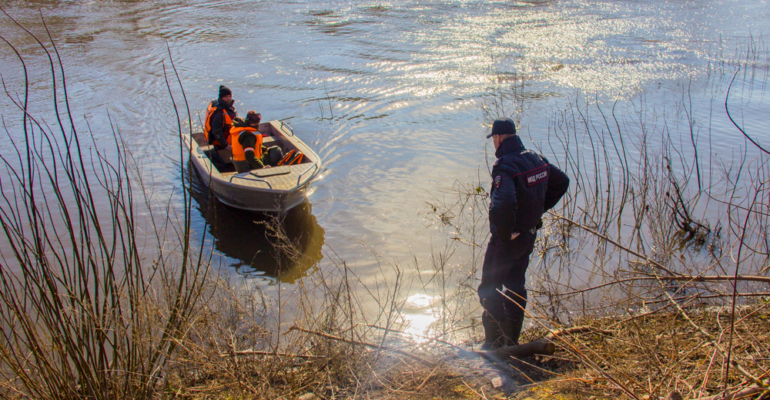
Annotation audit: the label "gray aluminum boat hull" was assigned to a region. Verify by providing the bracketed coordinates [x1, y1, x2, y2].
[183, 120, 322, 213]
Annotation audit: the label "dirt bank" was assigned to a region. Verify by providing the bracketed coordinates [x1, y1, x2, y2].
[167, 301, 769, 399]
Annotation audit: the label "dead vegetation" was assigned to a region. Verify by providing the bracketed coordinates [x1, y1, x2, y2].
[513, 303, 770, 400]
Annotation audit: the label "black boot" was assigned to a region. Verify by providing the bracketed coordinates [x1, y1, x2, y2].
[480, 312, 504, 350]
[501, 314, 524, 346]
[502, 291, 527, 346]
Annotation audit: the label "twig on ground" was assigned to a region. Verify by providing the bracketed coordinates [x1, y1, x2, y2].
[288, 324, 434, 367]
[220, 350, 327, 359]
[461, 379, 488, 399]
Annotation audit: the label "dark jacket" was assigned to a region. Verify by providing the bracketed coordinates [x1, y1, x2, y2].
[209, 99, 237, 148]
[489, 135, 569, 240]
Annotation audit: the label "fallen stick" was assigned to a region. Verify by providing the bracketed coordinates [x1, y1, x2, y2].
[219, 350, 326, 359]
[547, 326, 613, 339]
[288, 324, 434, 367]
[474, 339, 557, 369]
[416, 365, 440, 391]
[487, 339, 556, 359]
[480, 326, 612, 361]
[692, 385, 769, 400]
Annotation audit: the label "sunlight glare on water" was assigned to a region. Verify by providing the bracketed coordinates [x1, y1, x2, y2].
[402, 293, 440, 343]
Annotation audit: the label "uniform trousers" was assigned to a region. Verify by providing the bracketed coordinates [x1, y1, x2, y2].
[478, 231, 537, 325]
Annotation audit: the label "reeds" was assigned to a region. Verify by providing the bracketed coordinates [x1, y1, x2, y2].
[0, 12, 208, 399]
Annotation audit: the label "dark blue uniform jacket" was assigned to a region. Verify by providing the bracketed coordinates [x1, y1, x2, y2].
[489, 135, 570, 240]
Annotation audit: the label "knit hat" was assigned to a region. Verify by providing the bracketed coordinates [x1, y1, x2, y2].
[486, 117, 516, 138]
[219, 85, 232, 99]
[246, 111, 261, 125]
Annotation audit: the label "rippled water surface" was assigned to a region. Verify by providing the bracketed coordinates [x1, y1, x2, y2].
[2, 0, 769, 332]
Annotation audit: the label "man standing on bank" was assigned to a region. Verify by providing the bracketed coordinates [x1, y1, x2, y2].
[479, 117, 569, 350]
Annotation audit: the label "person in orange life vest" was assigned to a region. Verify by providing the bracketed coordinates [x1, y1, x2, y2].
[204, 85, 237, 151]
[230, 111, 271, 173]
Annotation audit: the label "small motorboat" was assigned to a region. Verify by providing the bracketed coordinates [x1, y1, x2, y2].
[183, 120, 322, 213]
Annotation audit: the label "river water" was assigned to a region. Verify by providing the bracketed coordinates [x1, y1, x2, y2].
[1, 0, 768, 337]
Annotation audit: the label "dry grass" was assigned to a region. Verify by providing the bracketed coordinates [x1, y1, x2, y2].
[154, 277, 770, 399]
[513, 302, 770, 400]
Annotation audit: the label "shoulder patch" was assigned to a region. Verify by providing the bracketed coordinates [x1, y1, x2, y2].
[493, 159, 499, 167]
[525, 166, 548, 186]
[494, 175, 502, 189]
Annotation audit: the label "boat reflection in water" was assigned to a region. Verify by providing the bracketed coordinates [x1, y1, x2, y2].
[188, 163, 324, 283]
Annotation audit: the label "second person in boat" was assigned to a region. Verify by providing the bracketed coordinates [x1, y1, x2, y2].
[230, 111, 275, 173]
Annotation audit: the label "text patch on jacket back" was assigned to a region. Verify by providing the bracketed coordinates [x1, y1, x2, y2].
[525, 166, 548, 186]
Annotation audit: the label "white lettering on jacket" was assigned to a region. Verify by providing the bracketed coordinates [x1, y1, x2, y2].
[527, 170, 547, 184]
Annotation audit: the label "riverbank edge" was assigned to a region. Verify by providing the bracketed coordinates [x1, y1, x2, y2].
[165, 300, 770, 400]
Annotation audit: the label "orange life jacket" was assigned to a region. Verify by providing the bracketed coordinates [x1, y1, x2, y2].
[289, 152, 304, 165]
[277, 149, 296, 166]
[203, 101, 234, 146]
[230, 127, 262, 162]
[277, 149, 306, 166]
